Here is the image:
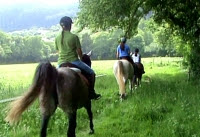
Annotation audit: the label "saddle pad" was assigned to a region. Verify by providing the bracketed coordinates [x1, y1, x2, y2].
[69, 67, 81, 73]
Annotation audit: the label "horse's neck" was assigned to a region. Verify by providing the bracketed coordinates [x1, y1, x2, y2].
[82, 54, 91, 67]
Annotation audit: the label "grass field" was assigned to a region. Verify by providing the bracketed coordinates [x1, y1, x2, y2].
[0, 57, 200, 137]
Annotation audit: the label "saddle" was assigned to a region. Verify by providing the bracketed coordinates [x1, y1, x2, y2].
[120, 56, 134, 66]
[59, 62, 89, 86]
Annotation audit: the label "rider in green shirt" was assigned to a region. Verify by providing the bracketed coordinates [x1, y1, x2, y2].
[55, 16, 101, 100]
[55, 29, 81, 65]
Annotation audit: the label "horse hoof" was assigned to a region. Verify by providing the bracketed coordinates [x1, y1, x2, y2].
[120, 94, 126, 101]
[89, 130, 94, 135]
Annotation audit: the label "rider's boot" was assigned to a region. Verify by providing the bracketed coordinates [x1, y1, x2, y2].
[88, 73, 101, 100]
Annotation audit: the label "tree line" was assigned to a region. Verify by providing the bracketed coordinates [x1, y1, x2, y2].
[0, 18, 184, 64]
[0, 31, 57, 64]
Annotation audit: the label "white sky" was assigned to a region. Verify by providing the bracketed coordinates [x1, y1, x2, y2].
[0, 0, 79, 6]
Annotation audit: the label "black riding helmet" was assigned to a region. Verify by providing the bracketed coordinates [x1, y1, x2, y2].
[120, 37, 126, 43]
[60, 16, 73, 28]
[135, 48, 139, 52]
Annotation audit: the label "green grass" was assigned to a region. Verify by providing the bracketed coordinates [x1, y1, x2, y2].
[0, 58, 200, 137]
[0, 63, 36, 100]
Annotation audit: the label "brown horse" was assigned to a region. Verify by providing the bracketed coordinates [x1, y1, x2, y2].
[133, 63, 144, 87]
[5, 53, 94, 137]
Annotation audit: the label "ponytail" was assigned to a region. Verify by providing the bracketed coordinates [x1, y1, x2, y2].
[120, 43, 125, 51]
[134, 53, 138, 56]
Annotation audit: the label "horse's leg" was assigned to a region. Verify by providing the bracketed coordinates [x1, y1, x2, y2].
[130, 77, 134, 94]
[39, 87, 57, 137]
[40, 105, 57, 137]
[133, 75, 137, 88]
[67, 110, 77, 137]
[85, 100, 94, 134]
[139, 74, 142, 87]
[40, 115, 51, 137]
[135, 74, 140, 87]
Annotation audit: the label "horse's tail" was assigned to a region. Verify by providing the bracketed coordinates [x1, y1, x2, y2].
[5, 62, 58, 124]
[117, 61, 125, 94]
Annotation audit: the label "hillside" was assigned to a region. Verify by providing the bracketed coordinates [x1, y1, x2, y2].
[0, 1, 79, 32]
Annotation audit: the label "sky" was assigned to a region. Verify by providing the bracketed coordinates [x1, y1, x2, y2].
[0, 0, 79, 6]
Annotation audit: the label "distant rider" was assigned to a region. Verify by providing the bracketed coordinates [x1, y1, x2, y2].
[116, 37, 134, 66]
[132, 48, 145, 74]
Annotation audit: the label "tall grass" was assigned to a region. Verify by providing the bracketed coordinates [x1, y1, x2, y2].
[0, 63, 37, 100]
[0, 58, 200, 137]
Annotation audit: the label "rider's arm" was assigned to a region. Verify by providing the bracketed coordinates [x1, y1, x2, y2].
[116, 46, 120, 59]
[116, 51, 119, 59]
[76, 48, 83, 60]
[139, 55, 141, 63]
[127, 46, 130, 55]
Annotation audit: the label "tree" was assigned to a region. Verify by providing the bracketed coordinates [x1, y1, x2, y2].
[128, 34, 145, 54]
[10, 36, 25, 62]
[78, 0, 148, 38]
[23, 36, 43, 62]
[0, 31, 12, 61]
[0, 45, 4, 57]
[78, 0, 200, 77]
[138, 19, 154, 47]
[147, 0, 200, 76]
[80, 33, 93, 53]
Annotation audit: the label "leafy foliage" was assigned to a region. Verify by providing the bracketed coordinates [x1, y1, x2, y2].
[78, 0, 200, 77]
[78, 0, 149, 38]
[0, 30, 57, 63]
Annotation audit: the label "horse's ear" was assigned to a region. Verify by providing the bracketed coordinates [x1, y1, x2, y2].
[87, 50, 92, 57]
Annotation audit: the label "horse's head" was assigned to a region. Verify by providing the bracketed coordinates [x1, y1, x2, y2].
[82, 50, 92, 67]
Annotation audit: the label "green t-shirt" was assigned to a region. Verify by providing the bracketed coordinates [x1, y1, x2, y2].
[55, 30, 81, 65]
